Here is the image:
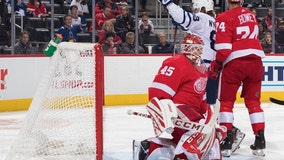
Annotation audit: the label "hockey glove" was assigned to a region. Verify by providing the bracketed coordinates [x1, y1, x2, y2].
[208, 60, 222, 80]
[172, 18, 179, 27]
[158, 0, 173, 7]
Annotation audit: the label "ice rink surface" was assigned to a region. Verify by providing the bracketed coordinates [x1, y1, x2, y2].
[0, 102, 284, 160]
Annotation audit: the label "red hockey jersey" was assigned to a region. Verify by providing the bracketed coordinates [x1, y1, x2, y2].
[148, 54, 208, 112]
[215, 6, 265, 64]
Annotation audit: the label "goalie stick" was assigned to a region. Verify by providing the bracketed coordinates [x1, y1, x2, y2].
[127, 100, 220, 134]
[270, 97, 284, 105]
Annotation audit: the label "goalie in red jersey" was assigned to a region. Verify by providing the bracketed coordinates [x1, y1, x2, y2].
[209, 0, 266, 157]
[133, 34, 226, 160]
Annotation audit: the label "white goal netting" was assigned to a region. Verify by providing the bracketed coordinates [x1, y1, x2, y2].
[6, 42, 103, 160]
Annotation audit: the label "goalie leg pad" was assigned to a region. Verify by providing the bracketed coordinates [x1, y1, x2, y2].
[133, 137, 176, 160]
[174, 105, 220, 159]
[173, 131, 203, 160]
[177, 132, 220, 160]
[146, 98, 178, 138]
[147, 138, 176, 160]
[147, 146, 175, 160]
[171, 105, 204, 144]
[216, 124, 227, 141]
[202, 138, 222, 160]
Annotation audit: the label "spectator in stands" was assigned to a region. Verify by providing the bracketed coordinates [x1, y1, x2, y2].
[26, 0, 49, 18]
[152, 32, 174, 54]
[275, 20, 284, 53]
[261, 32, 273, 54]
[70, 0, 90, 17]
[0, 17, 11, 54]
[120, 32, 145, 54]
[138, 12, 154, 35]
[8, 0, 26, 16]
[70, 5, 87, 31]
[258, 20, 266, 41]
[70, 0, 83, 14]
[57, 15, 83, 42]
[89, 5, 116, 31]
[102, 31, 121, 54]
[97, 20, 122, 45]
[95, 0, 121, 18]
[14, 31, 37, 54]
[276, 0, 284, 8]
[114, 6, 135, 42]
[261, 7, 280, 32]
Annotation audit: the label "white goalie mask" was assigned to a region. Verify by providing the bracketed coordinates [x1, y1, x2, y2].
[193, 0, 214, 13]
[181, 34, 205, 68]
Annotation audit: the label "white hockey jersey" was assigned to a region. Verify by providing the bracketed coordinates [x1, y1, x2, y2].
[166, 3, 216, 61]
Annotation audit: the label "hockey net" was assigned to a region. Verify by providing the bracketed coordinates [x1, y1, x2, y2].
[6, 42, 103, 160]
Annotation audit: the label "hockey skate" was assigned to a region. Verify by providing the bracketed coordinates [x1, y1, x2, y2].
[231, 126, 246, 152]
[221, 130, 233, 157]
[250, 130, 266, 157]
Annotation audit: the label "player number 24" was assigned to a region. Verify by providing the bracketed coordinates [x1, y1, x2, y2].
[160, 66, 175, 76]
[216, 22, 259, 39]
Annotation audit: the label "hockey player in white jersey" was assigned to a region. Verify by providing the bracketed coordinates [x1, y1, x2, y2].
[156, 0, 246, 156]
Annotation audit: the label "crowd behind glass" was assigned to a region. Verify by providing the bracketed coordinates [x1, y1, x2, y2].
[0, 0, 283, 54]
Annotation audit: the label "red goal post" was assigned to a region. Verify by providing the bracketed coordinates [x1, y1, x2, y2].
[6, 42, 103, 160]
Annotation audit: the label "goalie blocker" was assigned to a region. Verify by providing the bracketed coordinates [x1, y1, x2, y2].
[132, 98, 226, 160]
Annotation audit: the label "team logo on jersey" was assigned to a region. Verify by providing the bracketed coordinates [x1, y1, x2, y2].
[194, 77, 207, 94]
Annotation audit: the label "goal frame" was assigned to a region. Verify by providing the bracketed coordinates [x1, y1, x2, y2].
[95, 43, 103, 160]
[6, 42, 104, 160]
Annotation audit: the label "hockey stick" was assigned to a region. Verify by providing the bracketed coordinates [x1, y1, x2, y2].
[172, 25, 178, 56]
[270, 97, 284, 105]
[127, 100, 220, 134]
[128, 109, 204, 132]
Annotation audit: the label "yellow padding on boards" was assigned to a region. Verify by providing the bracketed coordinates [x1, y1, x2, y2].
[104, 94, 148, 106]
[236, 92, 283, 103]
[0, 96, 94, 112]
[0, 99, 32, 112]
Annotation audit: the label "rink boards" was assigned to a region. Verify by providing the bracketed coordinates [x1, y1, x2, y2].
[0, 54, 283, 111]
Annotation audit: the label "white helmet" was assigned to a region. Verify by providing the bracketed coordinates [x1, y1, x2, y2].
[193, 0, 214, 12]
